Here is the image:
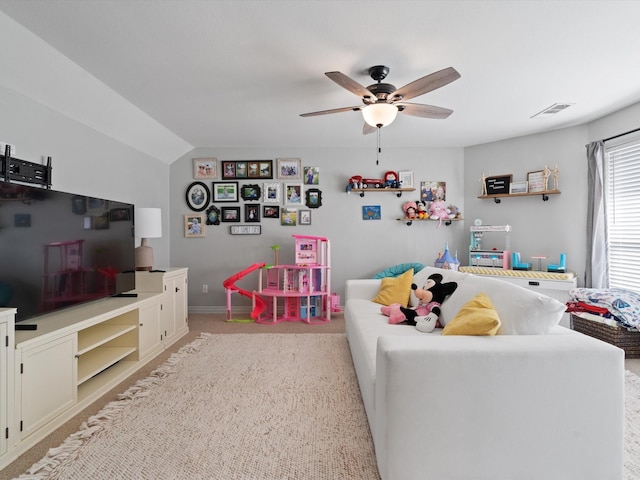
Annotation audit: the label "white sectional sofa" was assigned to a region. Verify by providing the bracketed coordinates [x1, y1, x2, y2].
[345, 267, 625, 480]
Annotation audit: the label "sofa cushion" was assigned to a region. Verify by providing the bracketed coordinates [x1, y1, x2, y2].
[442, 292, 501, 336]
[442, 274, 566, 335]
[372, 268, 414, 307]
[372, 262, 424, 279]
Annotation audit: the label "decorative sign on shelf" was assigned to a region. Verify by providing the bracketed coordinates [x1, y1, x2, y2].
[229, 225, 262, 235]
[485, 174, 512, 195]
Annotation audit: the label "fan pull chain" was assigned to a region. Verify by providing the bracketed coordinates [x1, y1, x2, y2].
[376, 127, 381, 165]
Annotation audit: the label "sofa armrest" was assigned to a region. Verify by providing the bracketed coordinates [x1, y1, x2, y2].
[345, 279, 381, 302]
[374, 334, 624, 480]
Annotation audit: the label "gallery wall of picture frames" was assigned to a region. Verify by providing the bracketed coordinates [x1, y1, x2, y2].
[184, 158, 323, 236]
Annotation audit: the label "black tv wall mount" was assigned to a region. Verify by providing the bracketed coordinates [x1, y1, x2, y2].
[0, 145, 52, 188]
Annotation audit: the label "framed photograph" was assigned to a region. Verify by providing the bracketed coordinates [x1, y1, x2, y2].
[221, 206, 241, 222]
[222, 161, 237, 179]
[71, 196, 87, 215]
[185, 181, 211, 211]
[205, 205, 220, 225]
[14, 214, 31, 227]
[362, 205, 382, 220]
[303, 166, 319, 185]
[88, 198, 108, 211]
[263, 205, 280, 218]
[485, 174, 512, 195]
[244, 204, 260, 222]
[510, 181, 529, 194]
[222, 160, 272, 179]
[109, 207, 131, 222]
[305, 188, 322, 208]
[398, 171, 414, 188]
[212, 181, 239, 202]
[277, 158, 302, 179]
[185, 214, 205, 237]
[193, 158, 217, 179]
[83, 216, 93, 230]
[240, 184, 261, 201]
[527, 170, 546, 193]
[420, 181, 447, 201]
[281, 207, 297, 226]
[299, 209, 311, 225]
[262, 182, 282, 204]
[94, 213, 110, 230]
[235, 161, 248, 178]
[284, 183, 303, 205]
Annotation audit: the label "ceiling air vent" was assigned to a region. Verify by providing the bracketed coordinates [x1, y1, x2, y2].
[531, 103, 574, 119]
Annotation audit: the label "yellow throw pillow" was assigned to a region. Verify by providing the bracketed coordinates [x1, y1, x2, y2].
[442, 292, 501, 336]
[372, 268, 414, 307]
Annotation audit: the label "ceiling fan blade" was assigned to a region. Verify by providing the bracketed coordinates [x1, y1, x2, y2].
[389, 67, 461, 102]
[325, 71, 377, 102]
[300, 105, 363, 117]
[363, 123, 377, 135]
[396, 103, 453, 119]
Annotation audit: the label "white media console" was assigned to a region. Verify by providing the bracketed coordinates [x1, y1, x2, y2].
[0, 267, 188, 470]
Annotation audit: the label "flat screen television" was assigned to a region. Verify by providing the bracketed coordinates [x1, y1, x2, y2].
[0, 180, 136, 322]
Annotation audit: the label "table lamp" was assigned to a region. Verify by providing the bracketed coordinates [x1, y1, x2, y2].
[135, 207, 162, 271]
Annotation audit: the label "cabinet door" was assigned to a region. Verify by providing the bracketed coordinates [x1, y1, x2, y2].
[0, 321, 7, 455]
[16, 334, 76, 439]
[173, 273, 188, 335]
[138, 301, 161, 358]
[161, 278, 176, 343]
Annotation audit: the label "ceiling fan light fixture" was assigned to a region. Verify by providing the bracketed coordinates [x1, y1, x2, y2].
[362, 103, 398, 128]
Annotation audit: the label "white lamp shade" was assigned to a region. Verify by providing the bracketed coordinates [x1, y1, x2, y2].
[135, 208, 162, 239]
[362, 103, 398, 128]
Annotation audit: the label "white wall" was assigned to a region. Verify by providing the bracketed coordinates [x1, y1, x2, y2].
[0, 86, 171, 267]
[170, 146, 465, 312]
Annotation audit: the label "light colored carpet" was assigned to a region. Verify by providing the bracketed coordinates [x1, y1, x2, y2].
[16, 333, 380, 480]
[12, 331, 640, 480]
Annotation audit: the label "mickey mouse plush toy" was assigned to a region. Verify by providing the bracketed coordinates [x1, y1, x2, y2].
[380, 273, 458, 333]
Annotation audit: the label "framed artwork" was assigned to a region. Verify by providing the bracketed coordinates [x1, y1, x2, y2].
[88, 198, 108, 211]
[83, 216, 93, 230]
[303, 166, 319, 185]
[420, 181, 447, 202]
[305, 188, 322, 208]
[262, 182, 282, 204]
[299, 210, 311, 225]
[205, 205, 220, 225]
[281, 207, 297, 226]
[185, 181, 211, 211]
[362, 205, 382, 220]
[263, 205, 280, 218]
[185, 214, 205, 237]
[109, 207, 130, 221]
[212, 181, 239, 202]
[398, 171, 414, 188]
[485, 175, 512, 195]
[14, 214, 31, 227]
[510, 181, 528, 194]
[244, 203, 260, 222]
[193, 158, 217, 179]
[277, 158, 302, 179]
[71, 196, 87, 215]
[230, 225, 262, 235]
[221, 206, 241, 222]
[94, 213, 110, 230]
[240, 184, 261, 201]
[222, 160, 273, 179]
[284, 183, 303, 205]
[527, 170, 545, 193]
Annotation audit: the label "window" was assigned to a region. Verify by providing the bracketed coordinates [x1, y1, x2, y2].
[605, 141, 640, 292]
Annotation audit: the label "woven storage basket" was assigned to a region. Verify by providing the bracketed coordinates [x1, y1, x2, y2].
[571, 314, 640, 358]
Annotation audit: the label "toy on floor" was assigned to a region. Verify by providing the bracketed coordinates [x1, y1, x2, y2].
[223, 262, 267, 322]
[380, 273, 458, 333]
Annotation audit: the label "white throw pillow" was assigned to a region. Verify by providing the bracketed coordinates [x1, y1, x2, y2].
[440, 275, 566, 335]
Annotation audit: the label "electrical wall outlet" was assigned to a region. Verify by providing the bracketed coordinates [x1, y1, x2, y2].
[0, 142, 16, 156]
[202, 284, 208, 294]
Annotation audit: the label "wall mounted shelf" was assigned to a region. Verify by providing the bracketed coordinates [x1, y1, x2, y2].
[478, 190, 560, 203]
[350, 187, 415, 198]
[398, 217, 463, 227]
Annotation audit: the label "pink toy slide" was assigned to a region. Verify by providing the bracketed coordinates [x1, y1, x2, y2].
[223, 262, 266, 320]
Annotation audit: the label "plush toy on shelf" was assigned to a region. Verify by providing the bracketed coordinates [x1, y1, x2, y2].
[402, 201, 418, 219]
[380, 273, 458, 333]
[416, 201, 428, 219]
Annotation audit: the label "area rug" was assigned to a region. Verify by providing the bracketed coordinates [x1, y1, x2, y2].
[16, 334, 381, 480]
[626, 370, 640, 479]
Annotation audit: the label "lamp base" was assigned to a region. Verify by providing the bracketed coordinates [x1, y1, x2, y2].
[135, 239, 154, 271]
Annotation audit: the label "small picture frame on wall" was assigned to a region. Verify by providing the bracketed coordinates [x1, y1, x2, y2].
[185, 181, 211, 211]
[244, 204, 260, 222]
[305, 188, 322, 208]
[263, 205, 280, 218]
[212, 181, 239, 202]
[205, 205, 220, 225]
[193, 158, 217, 179]
[281, 207, 297, 226]
[303, 166, 319, 185]
[362, 205, 381, 220]
[262, 182, 282, 204]
[509, 181, 528, 194]
[527, 170, 546, 193]
[398, 171, 414, 188]
[299, 209, 311, 225]
[284, 183, 303, 205]
[185, 214, 205, 237]
[240, 184, 261, 201]
[221, 206, 240, 222]
[277, 158, 302, 179]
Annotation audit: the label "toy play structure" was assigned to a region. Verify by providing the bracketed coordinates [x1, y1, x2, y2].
[223, 262, 267, 321]
[468, 224, 511, 269]
[256, 235, 331, 325]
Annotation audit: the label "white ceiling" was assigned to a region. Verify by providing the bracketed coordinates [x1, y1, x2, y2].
[1, 0, 640, 162]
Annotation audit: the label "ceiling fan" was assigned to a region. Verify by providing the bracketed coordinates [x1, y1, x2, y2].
[300, 65, 460, 134]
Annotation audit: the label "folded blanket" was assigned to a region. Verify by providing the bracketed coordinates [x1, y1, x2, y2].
[569, 288, 640, 329]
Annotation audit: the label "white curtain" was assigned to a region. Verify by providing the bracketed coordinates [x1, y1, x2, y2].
[585, 141, 608, 288]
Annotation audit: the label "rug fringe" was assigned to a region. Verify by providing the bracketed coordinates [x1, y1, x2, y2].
[16, 333, 211, 480]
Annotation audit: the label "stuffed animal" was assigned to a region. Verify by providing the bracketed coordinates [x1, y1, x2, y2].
[416, 201, 428, 219]
[380, 273, 458, 333]
[402, 201, 418, 219]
